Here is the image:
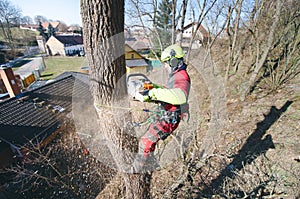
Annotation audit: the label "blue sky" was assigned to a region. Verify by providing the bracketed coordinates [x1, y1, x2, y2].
[10, 0, 82, 26]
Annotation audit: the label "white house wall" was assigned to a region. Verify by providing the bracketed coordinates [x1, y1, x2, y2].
[65, 45, 84, 55]
[182, 24, 205, 40]
[46, 37, 66, 56]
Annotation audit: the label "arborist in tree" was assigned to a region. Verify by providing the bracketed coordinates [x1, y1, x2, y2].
[132, 44, 191, 172]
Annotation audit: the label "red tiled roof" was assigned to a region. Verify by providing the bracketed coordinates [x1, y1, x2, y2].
[42, 21, 60, 29]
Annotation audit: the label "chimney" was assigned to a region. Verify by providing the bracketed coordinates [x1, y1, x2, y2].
[0, 66, 21, 98]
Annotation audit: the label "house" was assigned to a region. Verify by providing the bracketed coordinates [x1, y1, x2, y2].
[125, 44, 149, 74]
[19, 24, 39, 31]
[67, 25, 82, 33]
[20, 21, 60, 32]
[0, 71, 92, 168]
[125, 38, 152, 56]
[42, 22, 60, 30]
[176, 22, 209, 50]
[45, 35, 84, 56]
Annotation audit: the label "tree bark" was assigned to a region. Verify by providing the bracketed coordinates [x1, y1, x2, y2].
[179, 0, 188, 46]
[225, 0, 243, 81]
[171, 0, 177, 44]
[81, 1, 151, 198]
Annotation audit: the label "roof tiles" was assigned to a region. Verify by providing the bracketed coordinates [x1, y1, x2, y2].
[0, 73, 91, 152]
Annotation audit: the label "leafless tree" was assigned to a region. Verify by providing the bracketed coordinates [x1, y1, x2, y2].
[126, 0, 187, 53]
[178, 0, 189, 46]
[257, 0, 300, 92]
[185, 0, 218, 61]
[57, 21, 68, 32]
[34, 15, 48, 24]
[20, 16, 33, 25]
[225, 0, 243, 80]
[0, 0, 21, 52]
[126, 0, 163, 56]
[241, 0, 282, 99]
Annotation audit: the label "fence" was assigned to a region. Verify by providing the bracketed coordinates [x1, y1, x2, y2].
[14, 57, 46, 88]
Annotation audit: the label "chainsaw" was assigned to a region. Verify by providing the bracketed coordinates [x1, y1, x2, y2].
[127, 73, 154, 100]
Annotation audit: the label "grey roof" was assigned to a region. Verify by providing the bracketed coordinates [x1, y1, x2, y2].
[55, 71, 90, 85]
[125, 40, 150, 51]
[54, 35, 83, 45]
[126, 59, 148, 68]
[0, 73, 92, 153]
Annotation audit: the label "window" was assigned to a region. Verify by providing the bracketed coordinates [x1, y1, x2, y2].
[131, 54, 134, 59]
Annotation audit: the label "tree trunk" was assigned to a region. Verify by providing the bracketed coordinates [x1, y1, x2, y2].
[81, 1, 151, 198]
[225, 5, 233, 80]
[231, 0, 243, 74]
[179, 0, 188, 46]
[171, 0, 177, 44]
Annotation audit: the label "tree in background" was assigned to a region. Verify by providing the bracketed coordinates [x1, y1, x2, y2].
[126, 0, 182, 57]
[214, 0, 300, 99]
[155, 0, 173, 48]
[0, 0, 21, 52]
[34, 15, 48, 24]
[57, 21, 68, 32]
[37, 21, 48, 40]
[69, 24, 82, 34]
[20, 16, 33, 25]
[47, 23, 56, 37]
[244, 0, 300, 96]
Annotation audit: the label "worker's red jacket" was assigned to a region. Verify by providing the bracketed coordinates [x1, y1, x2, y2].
[149, 63, 190, 112]
[140, 64, 190, 158]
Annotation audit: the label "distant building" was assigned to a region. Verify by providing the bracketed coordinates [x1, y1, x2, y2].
[20, 21, 60, 32]
[19, 24, 39, 31]
[176, 22, 209, 50]
[125, 38, 152, 55]
[67, 25, 82, 33]
[42, 22, 60, 30]
[125, 44, 149, 74]
[45, 35, 84, 56]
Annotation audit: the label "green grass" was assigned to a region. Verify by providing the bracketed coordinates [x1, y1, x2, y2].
[40, 56, 88, 80]
[0, 27, 38, 45]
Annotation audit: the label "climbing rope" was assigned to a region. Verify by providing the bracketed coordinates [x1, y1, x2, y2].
[93, 103, 173, 127]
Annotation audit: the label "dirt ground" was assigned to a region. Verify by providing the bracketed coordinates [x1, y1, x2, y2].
[97, 58, 299, 198]
[156, 65, 299, 198]
[1, 54, 299, 198]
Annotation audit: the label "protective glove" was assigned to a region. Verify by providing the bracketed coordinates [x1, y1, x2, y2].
[144, 89, 156, 102]
[134, 91, 145, 102]
[134, 89, 156, 102]
[152, 83, 164, 89]
[143, 95, 152, 102]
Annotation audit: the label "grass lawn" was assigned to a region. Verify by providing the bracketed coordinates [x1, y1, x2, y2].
[40, 56, 88, 80]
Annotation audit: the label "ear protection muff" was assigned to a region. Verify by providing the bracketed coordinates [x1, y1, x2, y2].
[169, 57, 179, 67]
[169, 49, 179, 67]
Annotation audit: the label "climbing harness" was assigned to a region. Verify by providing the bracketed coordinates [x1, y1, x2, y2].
[94, 102, 188, 128]
[133, 103, 189, 128]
